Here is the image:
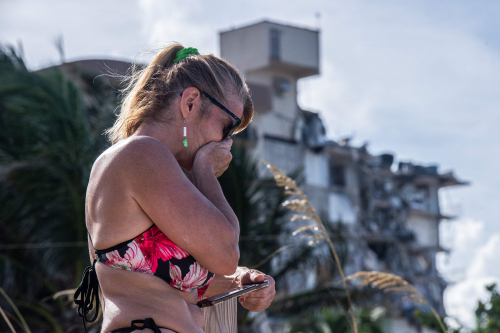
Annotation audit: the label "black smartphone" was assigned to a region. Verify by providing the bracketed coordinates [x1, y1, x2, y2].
[197, 280, 269, 308]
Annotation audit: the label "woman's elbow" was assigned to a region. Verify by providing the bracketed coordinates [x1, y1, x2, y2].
[214, 245, 239, 275]
[227, 245, 240, 274]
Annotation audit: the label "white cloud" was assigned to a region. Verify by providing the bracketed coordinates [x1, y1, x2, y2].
[468, 233, 500, 279]
[445, 276, 500, 328]
[437, 218, 485, 282]
[438, 218, 500, 327]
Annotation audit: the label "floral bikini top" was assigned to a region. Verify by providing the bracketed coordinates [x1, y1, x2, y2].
[93, 225, 215, 299]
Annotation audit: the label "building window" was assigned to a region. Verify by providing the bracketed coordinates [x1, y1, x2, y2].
[368, 242, 390, 261]
[329, 165, 345, 187]
[270, 28, 280, 60]
[409, 184, 430, 211]
[273, 77, 292, 97]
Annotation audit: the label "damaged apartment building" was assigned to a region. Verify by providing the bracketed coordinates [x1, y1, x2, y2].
[220, 20, 468, 332]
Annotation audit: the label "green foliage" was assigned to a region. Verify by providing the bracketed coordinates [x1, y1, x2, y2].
[284, 307, 386, 333]
[414, 309, 464, 333]
[285, 311, 326, 333]
[0, 45, 117, 331]
[475, 283, 500, 333]
[323, 308, 386, 333]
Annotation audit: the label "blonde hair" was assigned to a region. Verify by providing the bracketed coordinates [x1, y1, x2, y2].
[106, 43, 254, 144]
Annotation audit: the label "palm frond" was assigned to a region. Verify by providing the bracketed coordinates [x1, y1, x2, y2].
[0, 44, 115, 331]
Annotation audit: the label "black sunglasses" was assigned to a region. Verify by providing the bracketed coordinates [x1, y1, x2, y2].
[179, 90, 242, 139]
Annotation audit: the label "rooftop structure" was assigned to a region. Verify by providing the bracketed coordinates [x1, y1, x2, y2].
[221, 19, 468, 333]
[220, 20, 320, 144]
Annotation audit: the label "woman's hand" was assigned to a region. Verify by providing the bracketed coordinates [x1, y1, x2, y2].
[236, 268, 276, 312]
[192, 138, 233, 178]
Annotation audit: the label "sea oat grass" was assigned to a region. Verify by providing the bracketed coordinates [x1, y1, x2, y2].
[263, 161, 358, 333]
[0, 287, 30, 333]
[0, 305, 16, 333]
[346, 271, 446, 333]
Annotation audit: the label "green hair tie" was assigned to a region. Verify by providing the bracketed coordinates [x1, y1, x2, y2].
[173, 47, 200, 63]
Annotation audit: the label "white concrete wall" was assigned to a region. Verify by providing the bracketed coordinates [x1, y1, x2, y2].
[261, 138, 303, 175]
[220, 23, 269, 74]
[344, 165, 361, 206]
[407, 215, 439, 247]
[278, 23, 319, 70]
[328, 193, 357, 224]
[252, 109, 296, 141]
[305, 150, 329, 187]
[247, 69, 298, 125]
[428, 182, 440, 215]
[220, 21, 319, 75]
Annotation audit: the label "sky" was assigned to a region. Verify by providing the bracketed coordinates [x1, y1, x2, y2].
[1, 0, 499, 328]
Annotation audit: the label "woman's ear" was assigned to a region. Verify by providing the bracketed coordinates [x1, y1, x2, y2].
[180, 87, 202, 120]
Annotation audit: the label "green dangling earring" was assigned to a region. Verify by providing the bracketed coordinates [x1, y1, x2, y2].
[183, 118, 188, 147]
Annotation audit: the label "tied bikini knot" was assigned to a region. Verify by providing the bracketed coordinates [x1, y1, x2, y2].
[74, 259, 100, 333]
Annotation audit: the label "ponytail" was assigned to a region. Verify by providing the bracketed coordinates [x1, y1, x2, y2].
[105, 43, 254, 144]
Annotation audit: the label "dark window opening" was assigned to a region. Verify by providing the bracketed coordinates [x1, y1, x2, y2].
[373, 207, 392, 226]
[360, 187, 369, 211]
[373, 179, 385, 199]
[416, 184, 430, 197]
[368, 242, 389, 261]
[270, 28, 281, 60]
[329, 165, 345, 187]
[273, 77, 292, 97]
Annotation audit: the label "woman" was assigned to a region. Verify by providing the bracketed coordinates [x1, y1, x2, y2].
[75, 44, 276, 333]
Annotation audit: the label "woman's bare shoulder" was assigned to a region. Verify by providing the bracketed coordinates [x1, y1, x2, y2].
[87, 136, 181, 202]
[104, 136, 173, 160]
[94, 136, 177, 174]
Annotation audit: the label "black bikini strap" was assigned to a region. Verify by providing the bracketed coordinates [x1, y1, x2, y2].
[130, 318, 166, 333]
[73, 259, 100, 333]
[109, 318, 176, 333]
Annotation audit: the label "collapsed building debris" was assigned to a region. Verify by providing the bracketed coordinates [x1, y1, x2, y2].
[220, 20, 468, 332]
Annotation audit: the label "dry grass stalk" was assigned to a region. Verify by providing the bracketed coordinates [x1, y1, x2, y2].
[51, 289, 76, 300]
[0, 305, 16, 333]
[263, 161, 358, 333]
[0, 287, 31, 333]
[47, 288, 103, 325]
[346, 271, 446, 333]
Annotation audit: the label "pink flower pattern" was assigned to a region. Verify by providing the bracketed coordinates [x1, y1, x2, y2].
[169, 262, 209, 292]
[104, 250, 130, 270]
[104, 241, 153, 274]
[99, 225, 214, 294]
[197, 275, 215, 299]
[135, 226, 189, 273]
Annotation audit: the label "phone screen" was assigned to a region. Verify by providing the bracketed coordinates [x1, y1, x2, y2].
[197, 280, 269, 308]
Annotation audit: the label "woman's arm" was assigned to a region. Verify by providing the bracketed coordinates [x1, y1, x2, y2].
[121, 137, 239, 275]
[203, 267, 276, 312]
[189, 160, 239, 248]
[202, 267, 244, 296]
